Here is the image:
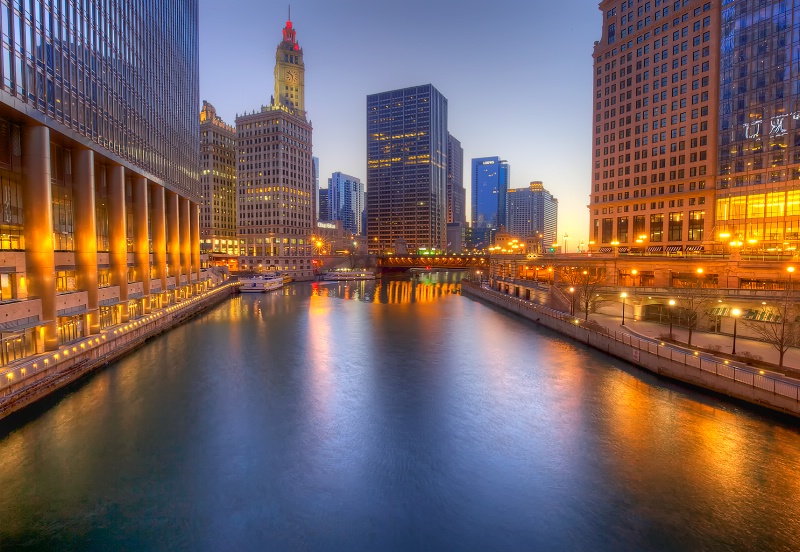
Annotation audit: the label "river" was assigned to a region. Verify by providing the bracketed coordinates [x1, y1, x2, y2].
[1, 272, 799, 551]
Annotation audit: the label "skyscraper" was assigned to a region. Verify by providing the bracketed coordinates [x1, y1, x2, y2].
[328, 172, 365, 235]
[0, 0, 201, 360]
[236, 16, 314, 280]
[318, 189, 330, 222]
[589, 0, 719, 254]
[447, 134, 466, 224]
[366, 84, 448, 253]
[506, 181, 558, 251]
[200, 101, 237, 266]
[471, 156, 510, 248]
[313, 156, 320, 219]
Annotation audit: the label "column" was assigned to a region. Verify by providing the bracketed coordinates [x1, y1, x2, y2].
[73, 148, 100, 334]
[190, 201, 200, 289]
[108, 165, 129, 322]
[166, 191, 181, 300]
[133, 176, 150, 312]
[22, 126, 57, 351]
[151, 183, 167, 298]
[179, 197, 191, 295]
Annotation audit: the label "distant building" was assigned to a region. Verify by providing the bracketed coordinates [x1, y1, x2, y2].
[235, 16, 314, 280]
[447, 134, 466, 224]
[200, 101, 237, 266]
[366, 84, 448, 252]
[506, 181, 558, 253]
[472, 156, 509, 230]
[446, 222, 466, 253]
[328, 172, 365, 235]
[318, 188, 330, 222]
[312, 156, 320, 220]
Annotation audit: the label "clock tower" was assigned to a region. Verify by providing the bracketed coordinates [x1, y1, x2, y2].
[274, 16, 305, 116]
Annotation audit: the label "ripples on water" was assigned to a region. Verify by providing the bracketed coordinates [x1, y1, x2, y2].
[1, 271, 800, 551]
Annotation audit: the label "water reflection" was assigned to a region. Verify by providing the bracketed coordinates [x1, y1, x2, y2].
[312, 271, 463, 304]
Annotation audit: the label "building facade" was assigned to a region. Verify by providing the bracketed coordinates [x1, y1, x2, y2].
[318, 188, 330, 222]
[328, 172, 364, 235]
[0, 0, 203, 365]
[715, 0, 800, 256]
[235, 17, 314, 280]
[200, 101, 237, 267]
[447, 133, 466, 224]
[506, 181, 558, 252]
[366, 84, 448, 253]
[312, 156, 320, 219]
[590, 0, 720, 254]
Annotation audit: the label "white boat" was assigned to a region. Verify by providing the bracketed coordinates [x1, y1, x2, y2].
[323, 270, 376, 281]
[239, 274, 284, 292]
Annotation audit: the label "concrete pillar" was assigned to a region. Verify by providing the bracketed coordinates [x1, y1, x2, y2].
[133, 176, 150, 312]
[22, 126, 58, 351]
[108, 165, 129, 322]
[166, 191, 181, 299]
[73, 148, 100, 335]
[179, 197, 191, 295]
[190, 201, 200, 288]
[151, 183, 167, 296]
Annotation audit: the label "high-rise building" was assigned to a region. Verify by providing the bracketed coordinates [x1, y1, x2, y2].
[715, 0, 800, 253]
[318, 188, 330, 222]
[471, 156, 509, 249]
[506, 181, 558, 252]
[447, 134, 466, 224]
[236, 16, 314, 280]
[328, 172, 365, 235]
[200, 101, 237, 266]
[0, 0, 202, 361]
[312, 156, 320, 219]
[589, 0, 720, 254]
[366, 84, 448, 253]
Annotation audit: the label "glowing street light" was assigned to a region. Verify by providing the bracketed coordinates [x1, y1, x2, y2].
[731, 308, 741, 354]
[620, 292, 628, 326]
[668, 299, 676, 339]
[569, 286, 575, 316]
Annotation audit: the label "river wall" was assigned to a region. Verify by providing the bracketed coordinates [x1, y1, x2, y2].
[462, 282, 800, 418]
[0, 283, 238, 420]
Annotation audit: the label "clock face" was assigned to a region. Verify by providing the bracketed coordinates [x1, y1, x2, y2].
[285, 69, 298, 83]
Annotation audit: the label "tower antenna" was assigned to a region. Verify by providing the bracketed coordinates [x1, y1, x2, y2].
[288, 4, 291, 21]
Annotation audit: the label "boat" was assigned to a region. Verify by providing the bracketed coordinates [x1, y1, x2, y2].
[323, 270, 376, 281]
[238, 274, 284, 292]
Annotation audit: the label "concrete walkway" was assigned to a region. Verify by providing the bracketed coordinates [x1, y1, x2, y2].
[586, 312, 800, 374]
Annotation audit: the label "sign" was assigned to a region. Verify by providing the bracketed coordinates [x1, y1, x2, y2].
[317, 222, 336, 230]
[743, 112, 800, 139]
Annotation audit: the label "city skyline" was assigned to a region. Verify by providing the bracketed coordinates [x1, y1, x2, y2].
[198, 0, 599, 245]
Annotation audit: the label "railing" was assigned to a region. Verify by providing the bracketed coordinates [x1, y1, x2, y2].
[465, 283, 800, 406]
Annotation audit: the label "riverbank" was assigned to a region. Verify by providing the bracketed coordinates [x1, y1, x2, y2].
[0, 283, 238, 420]
[462, 282, 800, 418]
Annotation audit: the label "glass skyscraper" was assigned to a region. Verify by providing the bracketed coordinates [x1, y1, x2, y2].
[0, 0, 202, 361]
[471, 156, 510, 230]
[328, 172, 364, 235]
[366, 84, 448, 253]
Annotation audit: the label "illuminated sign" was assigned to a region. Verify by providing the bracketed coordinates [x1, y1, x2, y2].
[743, 112, 800, 139]
[317, 222, 336, 229]
[481, 161, 495, 165]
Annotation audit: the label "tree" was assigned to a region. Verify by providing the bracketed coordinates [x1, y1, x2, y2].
[559, 264, 607, 321]
[743, 290, 800, 368]
[673, 286, 720, 347]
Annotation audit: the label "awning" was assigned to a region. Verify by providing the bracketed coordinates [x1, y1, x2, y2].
[647, 246, 664, 252]
[57, 305, 87, 317]
[665, 245, 684, 252]
[599, 246, 613, 253]
[0, 317, 46, 332]
[99, 297, 120, 307]
[685, 245, 705, 252]
[618, 246, 629, 253]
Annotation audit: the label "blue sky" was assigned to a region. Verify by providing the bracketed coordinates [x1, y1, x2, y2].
[199, 0, 601, 246]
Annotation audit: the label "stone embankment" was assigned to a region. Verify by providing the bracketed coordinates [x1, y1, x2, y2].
[0, 283, 237, 420]
[462, 282, 800, 418]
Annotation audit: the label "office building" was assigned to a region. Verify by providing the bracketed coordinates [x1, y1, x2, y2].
[590, 0, 719, 254]
[312, 156, 320, 219]
[472, 156, 509, 249]
[200, 101, 237, 267]
[447, 134, 466, 224]
[506, 181, 558, 252]
[318, 188, 330, 222]
[366, 84, 448, 253]
[328, 172, 365, 235]
[0, 0, 202, 364]
[235, 16, 314, 280]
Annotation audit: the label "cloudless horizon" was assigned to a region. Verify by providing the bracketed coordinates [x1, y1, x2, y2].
[199, 0, 601, 247]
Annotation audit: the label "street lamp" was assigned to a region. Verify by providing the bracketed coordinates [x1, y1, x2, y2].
[621, 292, 628, 326]
[569, 286, 575, 316]
[668, 299, 676, 339]
[631, 268, 638, 287]
[731, 308, 741, 354]
[563, 233, 569, 254]
[788, 266, 795, 291]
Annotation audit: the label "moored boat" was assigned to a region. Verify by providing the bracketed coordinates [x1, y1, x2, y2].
[323, 270, 376, 281]
[238, 274, 284, 292]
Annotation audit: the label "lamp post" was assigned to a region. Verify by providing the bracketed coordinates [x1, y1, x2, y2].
[668, 299, 676, 339]
[621, 292, 628, 326]
[563, 233, 569, 254]
[631, 268, 638, 287]
[788, 265, 795, 291]
[611, 240, 620, 285]
[731, 308, 741, 354]
[569, 286, 575, 316]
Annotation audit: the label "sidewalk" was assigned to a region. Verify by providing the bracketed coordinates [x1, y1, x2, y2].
[587, 312, 800, 374]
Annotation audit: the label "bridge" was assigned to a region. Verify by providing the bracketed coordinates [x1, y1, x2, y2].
[377, 254, 488, 270]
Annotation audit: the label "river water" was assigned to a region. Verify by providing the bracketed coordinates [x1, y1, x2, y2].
[1, 273, 799, 551]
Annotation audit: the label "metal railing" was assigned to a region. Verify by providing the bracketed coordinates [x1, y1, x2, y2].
[465, 283, 800, 405]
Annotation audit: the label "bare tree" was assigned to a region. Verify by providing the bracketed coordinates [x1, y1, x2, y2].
[559, 265, 608, 321]
[673, 286, 720, 347]
[743, 291, 800, 368]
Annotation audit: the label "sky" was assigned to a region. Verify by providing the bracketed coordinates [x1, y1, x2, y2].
[198, 0, 601, 247]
